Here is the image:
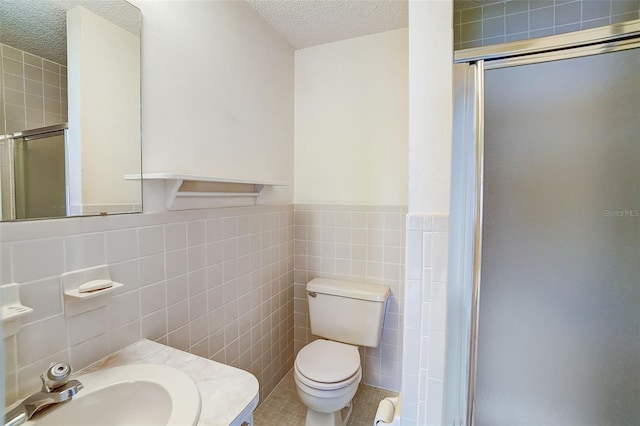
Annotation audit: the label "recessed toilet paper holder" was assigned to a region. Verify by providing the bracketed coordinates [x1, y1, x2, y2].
[373, 395, 401, 426]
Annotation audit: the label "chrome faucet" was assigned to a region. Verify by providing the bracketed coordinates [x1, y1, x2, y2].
[4, 362, 83, 426]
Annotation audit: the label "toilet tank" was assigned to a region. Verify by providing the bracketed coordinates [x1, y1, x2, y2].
[306, 278, 390, 347]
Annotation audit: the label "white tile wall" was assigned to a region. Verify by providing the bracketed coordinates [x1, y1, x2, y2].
[293, 205, 406, 392]
[2, 203, 410, 407]
[0, 205, 294, 405]
[402, 214, 449, 426]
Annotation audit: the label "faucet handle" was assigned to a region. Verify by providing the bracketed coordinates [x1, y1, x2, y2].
[41, 362, 72, 391]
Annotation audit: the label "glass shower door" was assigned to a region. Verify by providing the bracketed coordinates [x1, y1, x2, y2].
[475, 47, 639, 425]
[13, 130, 68, 219]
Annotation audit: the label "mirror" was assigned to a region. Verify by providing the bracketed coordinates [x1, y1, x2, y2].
[0, 0, 142, 221]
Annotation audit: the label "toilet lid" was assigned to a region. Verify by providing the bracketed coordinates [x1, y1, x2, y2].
[295, 340, 360, 383]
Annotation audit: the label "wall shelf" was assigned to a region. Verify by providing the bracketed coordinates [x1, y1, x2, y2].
[125, 173, 287, 210]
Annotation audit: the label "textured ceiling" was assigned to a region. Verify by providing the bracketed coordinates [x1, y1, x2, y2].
[2, 0, 494, 65]
[245, 0, 409, 49]
[0, 0, 140, 65]
[245, 0, 504, 49]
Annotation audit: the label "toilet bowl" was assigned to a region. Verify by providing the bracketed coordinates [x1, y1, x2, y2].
[294, 339, 362, 426]
[294, 278, 390, 426]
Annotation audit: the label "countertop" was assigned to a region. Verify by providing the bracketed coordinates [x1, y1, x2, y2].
[78, 339, 260, 426]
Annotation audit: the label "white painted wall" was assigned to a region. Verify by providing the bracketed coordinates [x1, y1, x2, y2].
[408, 0, 452, 215]
[294, 29, 408, 206]
[403, 1, 453, 425]
[67, 6, 141, 214]
[132, 0, 295, 205]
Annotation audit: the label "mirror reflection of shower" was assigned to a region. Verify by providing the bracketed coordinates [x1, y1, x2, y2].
[0, 124, 68, 220]
[0, 1, 142, 221]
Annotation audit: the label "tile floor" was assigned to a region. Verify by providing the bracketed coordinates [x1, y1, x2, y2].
[254, 369, 396, 426]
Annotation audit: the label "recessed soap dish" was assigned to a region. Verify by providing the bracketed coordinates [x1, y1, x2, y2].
[64, 280, 123, 300]
[1, 283, 34, 337]
[62, 265, 124, 315]
[79, 279, 114, 293]
[2, 304, 33, 321]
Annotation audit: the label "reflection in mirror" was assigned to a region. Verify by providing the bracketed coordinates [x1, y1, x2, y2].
[0, 0, 142, 221]
[13, 124, 68, 219]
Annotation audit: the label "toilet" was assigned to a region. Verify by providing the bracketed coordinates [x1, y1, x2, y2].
[294, 277, 390, 426]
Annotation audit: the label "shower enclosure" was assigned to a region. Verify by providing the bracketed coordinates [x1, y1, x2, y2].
[445, 21, 639, 425]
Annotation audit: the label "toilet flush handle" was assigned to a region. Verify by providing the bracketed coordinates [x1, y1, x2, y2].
[308, 291, 317, 298]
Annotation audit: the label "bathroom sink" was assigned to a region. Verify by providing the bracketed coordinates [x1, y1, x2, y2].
[25, 364, 201, 426]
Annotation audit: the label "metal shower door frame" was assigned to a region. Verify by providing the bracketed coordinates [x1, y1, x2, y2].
[444, 19, 640, 426]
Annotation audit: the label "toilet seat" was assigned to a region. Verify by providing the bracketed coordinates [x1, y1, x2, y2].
[295, 340, 361, 391]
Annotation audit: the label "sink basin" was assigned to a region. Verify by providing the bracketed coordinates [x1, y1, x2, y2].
[26, 364, 201, 426]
